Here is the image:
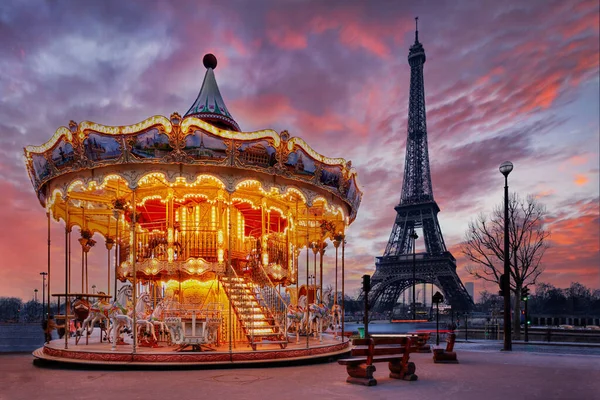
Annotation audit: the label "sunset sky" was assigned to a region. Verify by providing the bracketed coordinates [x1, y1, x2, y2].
[1, 0, 598, 302]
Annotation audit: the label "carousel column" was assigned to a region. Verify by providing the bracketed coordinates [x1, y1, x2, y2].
[166, 188, 175, 264]
[319, 242, 326, 302]
[106, 216, 112, 295]
[313, 212, 318, 299]
[227, 192, 233, 355]
[132, 190, 138, 354]
[46, 211, 51, 321]
[341, 231, 346, 343]
[114, 211, 121, 300]
[333, 235, 342, 339]
[287, 210, 293, 283]
[261, 198, 268, 268]
[305, 206, 310, 349]
[64, 200, 71, 349]
[79, 206, 86, 293]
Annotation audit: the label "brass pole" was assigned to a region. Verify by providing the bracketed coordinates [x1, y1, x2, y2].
[47, 212, 51, 321]
[305, 206, 309, 349]
[341, 232, 345, 343]
[107, 216, 111, 295]
[64, 202, 70, 350]
[132, 190, 137, 354]
[228, 193, 233, 356]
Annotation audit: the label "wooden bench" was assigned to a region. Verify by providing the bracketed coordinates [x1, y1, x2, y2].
[338, 337, 418, 386]
[432, 332, 458, 363]
[408, 332, 432, 353]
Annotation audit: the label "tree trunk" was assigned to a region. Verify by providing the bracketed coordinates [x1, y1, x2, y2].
[513, 290, 521, 340]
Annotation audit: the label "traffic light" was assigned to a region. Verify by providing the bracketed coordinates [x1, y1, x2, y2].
[521, 286, 529, 301]
[362, 274, 371, 293]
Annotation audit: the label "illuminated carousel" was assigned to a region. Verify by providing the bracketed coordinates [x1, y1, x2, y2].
[26, 54, 362, 366]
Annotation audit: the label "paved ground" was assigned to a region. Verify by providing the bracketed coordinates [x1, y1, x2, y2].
[1, 343, 599, 400]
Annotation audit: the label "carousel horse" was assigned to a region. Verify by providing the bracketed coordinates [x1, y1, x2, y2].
[130, 292, 157, 344]
[77, 294, 111, 342]
[327, 291, 343, 339]
[107, 285, 134, 350]
[307, 287, 332, 342]
[147, 297, 172, 341]
[286, 294, 306, 343]
[72, 297, 91, 343]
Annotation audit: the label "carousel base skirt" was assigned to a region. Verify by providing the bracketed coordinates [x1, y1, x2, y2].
[33, 333, 351, 368]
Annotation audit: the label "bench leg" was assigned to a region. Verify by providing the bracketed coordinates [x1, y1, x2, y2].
[389, 361, 418, 381]
[433, 350, 459, 363]
[345, 364, 377, 386]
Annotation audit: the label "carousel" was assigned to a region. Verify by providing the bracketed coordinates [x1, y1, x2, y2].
[25, 54, 362, 366]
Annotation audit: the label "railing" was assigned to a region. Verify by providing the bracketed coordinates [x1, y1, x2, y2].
[178, 229, 218, 260]
[251, 263, 288, 336]
[224, 266, 257, 343]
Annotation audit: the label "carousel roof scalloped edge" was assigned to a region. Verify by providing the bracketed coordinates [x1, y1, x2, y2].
[24, 113, 363, 222]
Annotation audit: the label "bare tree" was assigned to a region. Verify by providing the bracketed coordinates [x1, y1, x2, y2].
[462, 193, 550, 339]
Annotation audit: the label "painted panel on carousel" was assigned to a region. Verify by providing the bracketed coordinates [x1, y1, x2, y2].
[50, 140, 75, 171]
[238, 140, 277, 168]
[130, 128, 173, 159]
[183, 130, 228, 161]
[347, 177, 360, 208]
[83, 133, 122, 162]
[285, 148, 315, 178]
[32, 153, 51, 182]
[320, 164, 342, 189]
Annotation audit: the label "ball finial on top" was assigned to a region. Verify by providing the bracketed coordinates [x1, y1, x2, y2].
[203, 53, 218, 69]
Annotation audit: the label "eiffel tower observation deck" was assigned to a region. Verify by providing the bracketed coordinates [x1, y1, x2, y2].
[365, 20, 473, 314]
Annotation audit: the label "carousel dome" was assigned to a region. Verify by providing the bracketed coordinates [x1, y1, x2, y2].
[184, 54, 240, 131]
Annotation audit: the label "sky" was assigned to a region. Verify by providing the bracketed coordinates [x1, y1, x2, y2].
[1, 0, 598, 302]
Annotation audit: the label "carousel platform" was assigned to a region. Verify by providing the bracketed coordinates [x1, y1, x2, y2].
[33, 332, 351, 368]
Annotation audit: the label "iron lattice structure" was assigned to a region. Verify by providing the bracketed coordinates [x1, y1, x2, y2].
[365, 26, 473, 314]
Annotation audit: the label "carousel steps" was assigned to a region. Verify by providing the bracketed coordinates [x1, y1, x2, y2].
[220, 275, 287, 350]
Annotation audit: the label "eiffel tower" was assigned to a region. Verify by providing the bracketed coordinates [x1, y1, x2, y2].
[366, 20, 473, 314]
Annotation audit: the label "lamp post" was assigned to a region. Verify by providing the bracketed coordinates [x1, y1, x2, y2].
[40, 272, 47, 321]
[410, 231, 419, 320]
[34, 289, 38, 303]
[499, 161, 513, 351]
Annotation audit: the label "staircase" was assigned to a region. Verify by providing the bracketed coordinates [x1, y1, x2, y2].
[220, 272, 288, 351]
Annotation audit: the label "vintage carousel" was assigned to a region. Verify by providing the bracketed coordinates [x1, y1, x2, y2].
[26, 54, 362, 366]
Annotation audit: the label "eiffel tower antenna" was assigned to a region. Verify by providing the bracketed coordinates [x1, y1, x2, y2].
[360, 23, 473, 315]
[415, 17, 419, 42]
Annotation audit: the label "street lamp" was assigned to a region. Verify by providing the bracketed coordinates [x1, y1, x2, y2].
[499, 161, 513, 351]
[40, 271, 48, 320]
[410, 231, 419, 320]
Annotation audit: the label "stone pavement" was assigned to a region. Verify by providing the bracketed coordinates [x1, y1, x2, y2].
[1, 344, 599, 400]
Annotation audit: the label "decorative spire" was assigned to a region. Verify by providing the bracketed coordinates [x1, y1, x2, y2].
[184, 53, 241, 131]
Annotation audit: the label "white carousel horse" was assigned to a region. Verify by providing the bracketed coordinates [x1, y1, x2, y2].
[107, 285, 134, 350]
[147, 297, 172, 341]
[286, 294, 306, 343]
[307, 287, 332, 342]
[130, 292, 157, 343]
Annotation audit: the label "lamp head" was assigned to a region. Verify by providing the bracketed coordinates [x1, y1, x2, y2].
[499, 161, 513, 177]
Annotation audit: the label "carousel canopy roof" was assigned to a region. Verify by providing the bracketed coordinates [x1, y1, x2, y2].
[184, 54, 240, 132]
[22, 55, 363, 239]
